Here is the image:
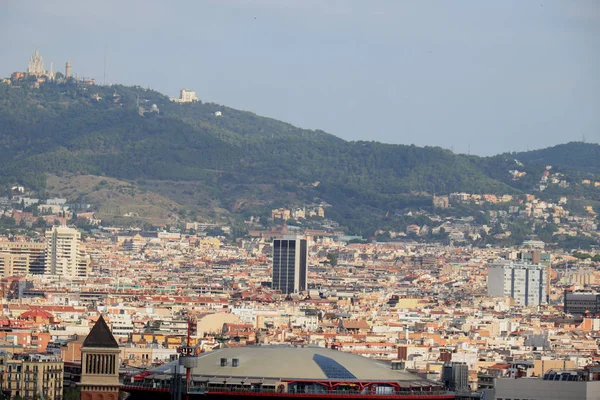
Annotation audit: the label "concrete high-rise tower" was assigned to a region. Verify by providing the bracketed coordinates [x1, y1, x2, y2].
[65, 60, 72, 78]
[45, 226, 91, 277]
[272, 236, 308, 294]
[487, 261, 547, 306]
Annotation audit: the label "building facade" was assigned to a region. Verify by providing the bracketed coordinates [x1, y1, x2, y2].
[0, 242, 46, 276]
[2, 353, 64, 400]
[171, 88, 199, 103]
[564, 291, 600, 315]
[495, 369, 600, 400]
[272, 236, 308, 294]
[441, 362, 469, 392]
[46, 226, 91, 277]
[487, 261, 547, 306]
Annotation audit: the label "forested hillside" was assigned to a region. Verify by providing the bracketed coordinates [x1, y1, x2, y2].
[1, 80, 598, 231]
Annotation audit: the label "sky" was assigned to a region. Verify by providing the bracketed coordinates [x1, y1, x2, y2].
[1, 0, 599, 156]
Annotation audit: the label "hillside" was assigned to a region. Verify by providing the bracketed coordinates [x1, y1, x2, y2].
[513, 142, 600, 174]
[1, 80, 599, 233]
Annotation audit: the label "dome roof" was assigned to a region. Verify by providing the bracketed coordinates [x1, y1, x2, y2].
[21, 309, 54, 320]
[172, 346, 425, 382]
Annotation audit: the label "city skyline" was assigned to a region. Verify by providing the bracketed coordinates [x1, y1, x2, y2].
[1, 0, 599, 155]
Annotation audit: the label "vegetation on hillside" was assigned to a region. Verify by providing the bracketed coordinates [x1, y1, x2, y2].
[1, 80, 599, 233]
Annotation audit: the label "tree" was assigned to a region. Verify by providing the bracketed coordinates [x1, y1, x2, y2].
[205, 227, 226, 237]
[33, 217, 47, 229]
[326, 252, 338, 266]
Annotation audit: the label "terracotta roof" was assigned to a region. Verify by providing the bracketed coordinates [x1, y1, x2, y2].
[20, 309, 54, 320]
[83, 315, 119, 348]
[489, 363, 510, 370]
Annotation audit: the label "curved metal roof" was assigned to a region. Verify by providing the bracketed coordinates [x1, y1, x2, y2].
[180, 346, 425, 382]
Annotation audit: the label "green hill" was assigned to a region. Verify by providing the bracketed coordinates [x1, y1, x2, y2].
[1, 80, 598, 232]
[513, 142, 600, 174]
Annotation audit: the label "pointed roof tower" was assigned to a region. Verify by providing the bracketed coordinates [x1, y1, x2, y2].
[83, 315, 119, 348]
[79, 314, 121, 399]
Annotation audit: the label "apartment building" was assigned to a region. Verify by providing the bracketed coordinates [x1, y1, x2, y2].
[488, 261, 547, 306]
[1, 353, 63, 400]
[46, 226, 91, 277]
[0, 242, 46, 277]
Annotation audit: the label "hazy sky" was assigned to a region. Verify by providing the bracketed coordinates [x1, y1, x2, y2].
[1, 0, 599, 155]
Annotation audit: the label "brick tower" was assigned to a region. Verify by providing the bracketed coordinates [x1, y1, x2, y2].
[79, 315, 121, 400]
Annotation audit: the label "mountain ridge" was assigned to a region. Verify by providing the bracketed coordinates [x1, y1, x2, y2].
[1, 80, 599, 232]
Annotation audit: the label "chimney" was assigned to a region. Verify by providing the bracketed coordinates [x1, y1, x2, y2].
[440, 351, 452, 363]
[397, 346, 408, 361]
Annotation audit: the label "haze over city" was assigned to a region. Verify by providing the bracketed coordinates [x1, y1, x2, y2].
[1, 0, 599, 155]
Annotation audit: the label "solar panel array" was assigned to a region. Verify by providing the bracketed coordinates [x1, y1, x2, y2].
[312, 354, 357, 380]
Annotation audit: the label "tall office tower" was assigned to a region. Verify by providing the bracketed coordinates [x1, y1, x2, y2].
[0, 242, 46, 276]
[46, 226, 91, 277]
[272, 236, 308, 294]
[488, 261, 547, 306]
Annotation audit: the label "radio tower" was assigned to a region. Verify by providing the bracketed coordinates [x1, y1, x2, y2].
[104, 44, 108, 85]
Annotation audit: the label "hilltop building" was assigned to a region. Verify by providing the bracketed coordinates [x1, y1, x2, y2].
[272, 236, 308, 294]
[27, 48, 45, 76]
[9, 49, 73, 82]
[487, 261, 547, 306]
[171, 88, 199, 103]
[46, 226, 91, 277]
[433, 195, 450, 209]
[26, 48, 55, 79]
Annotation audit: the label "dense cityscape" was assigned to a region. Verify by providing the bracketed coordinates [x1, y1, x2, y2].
[1, 177, 600, 399]
[0, 13, 599, 399]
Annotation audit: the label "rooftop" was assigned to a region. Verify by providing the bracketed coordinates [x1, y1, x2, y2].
[82, 315, 119, 348]
[162, 346, 428, 382]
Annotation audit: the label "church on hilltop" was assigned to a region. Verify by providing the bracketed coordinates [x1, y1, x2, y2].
[10, 48, 74, 82]
[27, 48, 55, 79]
